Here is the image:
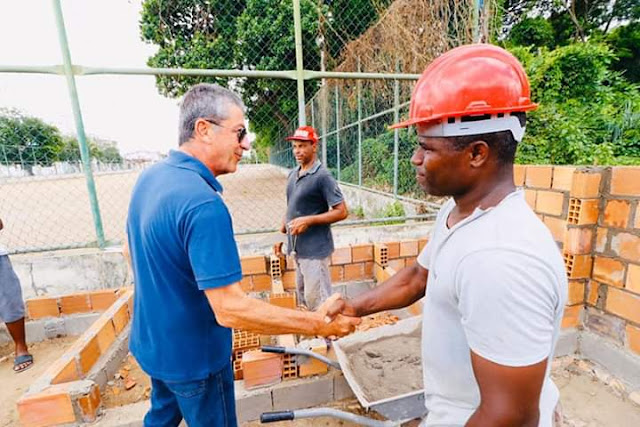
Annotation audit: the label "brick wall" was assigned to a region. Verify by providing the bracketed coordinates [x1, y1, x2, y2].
[519, 165, 640, 358]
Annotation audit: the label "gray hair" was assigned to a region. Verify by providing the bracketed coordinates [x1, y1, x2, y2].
[178, 83, 245, 145]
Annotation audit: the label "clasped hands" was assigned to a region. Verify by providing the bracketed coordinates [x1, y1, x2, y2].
[314, 293, 360, 339]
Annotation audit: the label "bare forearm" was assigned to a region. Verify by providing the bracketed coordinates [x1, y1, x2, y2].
[210, 291, 327, 336]
[351, 264, 427, 316]
[308, 208, 347, 226]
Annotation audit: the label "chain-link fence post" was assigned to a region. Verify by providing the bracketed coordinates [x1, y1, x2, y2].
[52, 0, 106, 249]
[335, 84, 341, 182]
[292, 0, 306, 126]
[357, 58, 362, 187]
[393, 60, 400, 198]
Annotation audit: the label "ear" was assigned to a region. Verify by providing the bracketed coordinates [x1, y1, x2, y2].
[194, 118, 211, 141]
[468, 140, 490, 168]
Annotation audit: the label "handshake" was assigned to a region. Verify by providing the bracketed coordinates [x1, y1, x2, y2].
[314, 293, 361, 339]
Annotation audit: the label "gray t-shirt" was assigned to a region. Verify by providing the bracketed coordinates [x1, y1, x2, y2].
[418, 190, 568, 426]
[286, 161, 343, 259]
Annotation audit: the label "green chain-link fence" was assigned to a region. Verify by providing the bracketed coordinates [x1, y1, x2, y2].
[1, 0, 494, 253]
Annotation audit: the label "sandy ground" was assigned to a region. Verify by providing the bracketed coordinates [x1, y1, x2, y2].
[101, 354, 151, 409]
[0, 164, 289, 252]
[0, 335, 78, 427]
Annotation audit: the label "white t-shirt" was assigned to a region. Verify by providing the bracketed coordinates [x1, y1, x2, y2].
[418, 190, 568, 426]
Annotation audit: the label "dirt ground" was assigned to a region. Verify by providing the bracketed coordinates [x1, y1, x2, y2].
[0, 164, 289, 252]
[0, 336, 78, 427]
[101, 353, 151, 409]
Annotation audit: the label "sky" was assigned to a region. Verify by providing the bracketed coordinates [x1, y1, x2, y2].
[0, 0, 180, 155]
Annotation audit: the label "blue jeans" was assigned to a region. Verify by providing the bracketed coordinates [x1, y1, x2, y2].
[144, 364, 237, 427]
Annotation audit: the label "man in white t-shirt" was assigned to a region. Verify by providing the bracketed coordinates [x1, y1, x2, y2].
[327, 44, 568, 426]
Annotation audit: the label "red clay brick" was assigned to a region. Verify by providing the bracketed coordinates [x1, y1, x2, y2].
[88, 290, 118, 311]
[399, 240, 419, 257]
[93, 318, 117, 354]
[610, 167, 640, 196]
[626, 324, 640, 355]
[567, 280, 585, 305]
[587, 281, 599, 306]
[26, 297, 60, 319]
[240, 276, 253, 292]
[242, 350, 283, 389]
[525, 166, 553, 188]
[268, 293, 297, 310]
[564, 254, 593, 279]
[17, 389, 75, 427]
[592, 256, 626, 288]
[610, 232, 640, 261]
[351, 244, 374, 262]
[252, 274, 272, 292]
[282, 271, 296, 290]
[524, 189, 537, 209]
[344, 263, 366, 281]
[606, 287, 640, 324]
[112, 302, 130, 335]
[50, 355, 80, 385]
[567, 198, 599, 225]
[388, 258, 405, 271]
[564, 227, 593, 255]
[536, 191, 565, 216]
[78, 335, 101, 375]
[298, 344, 328, 377]
[77, 384, 101, 422]
[562, 305, 583, 329]
[386, 242, 400, 259]
[544, 216, 567, 242]
[418, 238, 429, 252]
[364, 261, 374, 278]
[330, 265, 344, 282]
[373, 244, 388, 267]
[626, 263, 640, 295]
[513, 165, 526, 186]
[595, 227, 608, 253]
[331, 247, 352, 265]
[552, 167, 576, 191]
[241, 256, 268, 275]
[570, 170, 602, 198]
[59, 294, 92, 315]
[603, 200, 631, 228]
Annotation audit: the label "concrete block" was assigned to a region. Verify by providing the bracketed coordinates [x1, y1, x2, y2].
[554, 329, 579, 357]
[44, 318, 66, 339]
[24, 321, 47, 343]
[331, 284, 347, 297]
[234, 382, 274, 423]
[580, 331, 640, 391]
[333, 373, 355, 400]
[64, 313, 101, 336]
[272, 375, 334, 411]
[584, 307, 626, 345]
[88, 326, 131, 391]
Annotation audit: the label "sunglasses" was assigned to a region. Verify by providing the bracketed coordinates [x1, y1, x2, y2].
[203, 118, 248, 144]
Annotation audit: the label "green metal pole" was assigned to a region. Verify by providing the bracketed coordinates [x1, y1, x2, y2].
[52, 0, 106, 248]
[357, 59, 362, 187]
[393, 68, 400, 198]
[335, 85, 340, 182]
[292, 0, 307, 126]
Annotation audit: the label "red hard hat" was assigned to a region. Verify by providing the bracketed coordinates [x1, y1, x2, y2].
[286, 126, 319, 144]
[391, 44, 537, 141]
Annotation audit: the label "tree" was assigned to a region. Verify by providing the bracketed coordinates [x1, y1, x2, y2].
[606, 21, 640, 83]
[0, 110, 65, 174]
[507, 16, 555, 47]
[140, 0, 389, 148]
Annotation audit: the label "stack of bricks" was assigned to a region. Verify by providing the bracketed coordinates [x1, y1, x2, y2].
[25, 289, 120, 320]
[232, 330, 261, 380]
[373, 240, 428, 284]
[278, 335, 298, 380]
[17, 289, 134, 427]
[239, 256, 271, 292]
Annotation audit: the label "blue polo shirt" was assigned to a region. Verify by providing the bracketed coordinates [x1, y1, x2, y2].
[126, 150, 242, 382]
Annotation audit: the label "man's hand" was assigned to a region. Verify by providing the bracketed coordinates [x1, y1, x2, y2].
[280, 222, 287, 234]
[319, 313, 360, 339]
[322, 293, 358, 322]
[288, 216, 312, 235]
[315, 294, 360, 339]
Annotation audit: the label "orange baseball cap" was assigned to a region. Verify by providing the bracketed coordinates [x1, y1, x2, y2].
[286, 126, 319, 144]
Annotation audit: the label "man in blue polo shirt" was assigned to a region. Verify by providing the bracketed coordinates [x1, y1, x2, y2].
[126, 83, 359, 427]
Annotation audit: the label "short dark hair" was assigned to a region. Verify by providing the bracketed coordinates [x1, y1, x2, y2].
[449, 113, 526, 164]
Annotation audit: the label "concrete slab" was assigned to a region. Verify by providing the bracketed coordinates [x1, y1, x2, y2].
[555, 329, 579, 357]
[64, 313, 101, 336]
[579, 331, 640, 391]
[333, 372, 355, 400]
[234, 381, 273, 424]
[272, 375, 334, 411]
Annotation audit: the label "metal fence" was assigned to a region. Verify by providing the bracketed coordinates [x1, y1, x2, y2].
[0, 0, 492, 254]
